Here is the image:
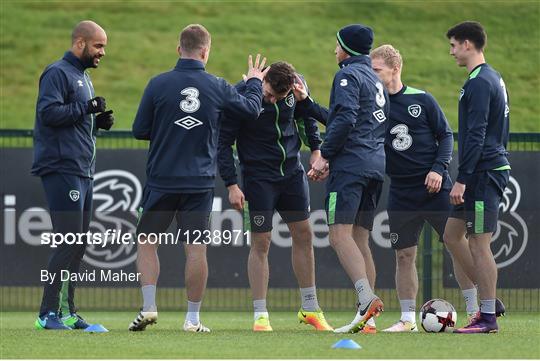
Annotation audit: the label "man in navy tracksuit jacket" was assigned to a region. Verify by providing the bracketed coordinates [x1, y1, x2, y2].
[445, 22, 510, 334]
[369, 45, 460, 332]
[218, 62, 333, 332]
[129, 24, 266, 333]
[31, 21, 113, 330]
[294, 24, 388, 333]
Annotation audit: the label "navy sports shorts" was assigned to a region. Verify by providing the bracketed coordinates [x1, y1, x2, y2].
[41, 172, 93, 233]
[325, 171, 383, 229]
[136, 187, 213, 239]
[451, 169, 510, 235]
[387, 176, 452, 249]
[243, 170, 310, 233]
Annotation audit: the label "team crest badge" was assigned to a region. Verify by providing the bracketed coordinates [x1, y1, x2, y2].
[408, 104, 421, 118]
[69, 190, 80, 202]
[459, 88, 465, 101]
[253, 215, 265, 227]
[390, 233, 399, 244]
[285, 93, 295, 108]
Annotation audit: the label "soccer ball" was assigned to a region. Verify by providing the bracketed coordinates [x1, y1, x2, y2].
[419, 299, 457, 333]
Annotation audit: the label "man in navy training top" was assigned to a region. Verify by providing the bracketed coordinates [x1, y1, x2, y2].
[129, 24, 267, 333]
[293, 24, 389, 334]
[219, 61, 332, 332]
[32, 20, 114, 330]
[444, 21, 510, 334]
[369, 44, 461, 332]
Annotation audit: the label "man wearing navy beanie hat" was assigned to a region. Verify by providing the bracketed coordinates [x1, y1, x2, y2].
[293, 23, 389, 334]
[337, 24, 374, 56]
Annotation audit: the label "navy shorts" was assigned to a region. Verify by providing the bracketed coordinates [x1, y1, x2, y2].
[451, 170, 510, 234]
[325, 171, 383, 229]
[388, 177, 452, 250]
[136, 187, 213, 239]
[243, 170, 310, 233]
[41, 172, 93, 234]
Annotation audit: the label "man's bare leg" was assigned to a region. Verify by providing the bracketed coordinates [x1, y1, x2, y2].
[443, 217, 480, 315]
[184, 243, 208, 327]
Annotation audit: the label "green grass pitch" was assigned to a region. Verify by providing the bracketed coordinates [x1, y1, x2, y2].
[1, 1, 539, 132]
[1, 311, 539, 359]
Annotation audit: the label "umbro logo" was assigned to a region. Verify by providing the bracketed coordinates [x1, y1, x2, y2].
[175, 116, 203, 130]
[77, 80, 84, 87]
[372, 109, 386, 123]
[408, 104, 421, 118]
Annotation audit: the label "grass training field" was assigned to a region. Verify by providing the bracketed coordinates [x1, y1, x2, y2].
[1, 0, 539, 132]
[1, 311, 539, 359]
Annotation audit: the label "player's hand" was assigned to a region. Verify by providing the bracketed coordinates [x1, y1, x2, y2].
[242, 54, 269, 82]
[228, 184, 245, 210]
[425, 171, 442, 194]
[86, 96, 106, 114]
[309, 149, 321, 168]
[308, 156, 329, 181]
[96, 110, 115, 130]
[292, 74, 308, 101]
[449, 182, 466, 205]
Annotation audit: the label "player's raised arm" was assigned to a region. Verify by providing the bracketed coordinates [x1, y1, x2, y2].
[292, 75, 323, 151]
[222, 54, 268, 120]
[293, 73, 329, 126]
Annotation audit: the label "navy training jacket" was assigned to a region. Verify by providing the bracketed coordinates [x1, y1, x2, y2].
[132, 58, 263, 192]
[218, 78, 322, 186]
[456, 63, 510, 184]
[32, 51, 98, 178]
[296, 55, 390, 180]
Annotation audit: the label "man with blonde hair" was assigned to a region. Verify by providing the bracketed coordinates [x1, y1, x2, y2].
[129, 24, 267, 333]
[370, 44, 457, 332]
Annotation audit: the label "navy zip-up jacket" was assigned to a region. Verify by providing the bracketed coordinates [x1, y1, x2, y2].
[132, 58, 263, 192]
[218, 80, 322, 186]
[296, 55, 389, 180]
[385, 85, 454, 187]
[456, 63, 510, 184]
[32, 51, 97, 178]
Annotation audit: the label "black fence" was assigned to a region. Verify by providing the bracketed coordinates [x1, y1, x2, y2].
[1, 129, 539, 313]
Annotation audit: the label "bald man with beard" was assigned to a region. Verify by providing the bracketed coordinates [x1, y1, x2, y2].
[32, 20, 114, 330]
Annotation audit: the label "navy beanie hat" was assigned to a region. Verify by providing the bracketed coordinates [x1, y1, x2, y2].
[337, 24, 373, 56]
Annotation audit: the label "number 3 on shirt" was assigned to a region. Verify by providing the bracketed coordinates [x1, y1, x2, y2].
[375, 82, 386, 107]
[390, 124, 412, 151]
[180, 87, 200, 113]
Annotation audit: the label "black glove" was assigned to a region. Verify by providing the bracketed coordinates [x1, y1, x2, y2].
[96, 110, 114, 130]
[86, 96, 106, 114]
